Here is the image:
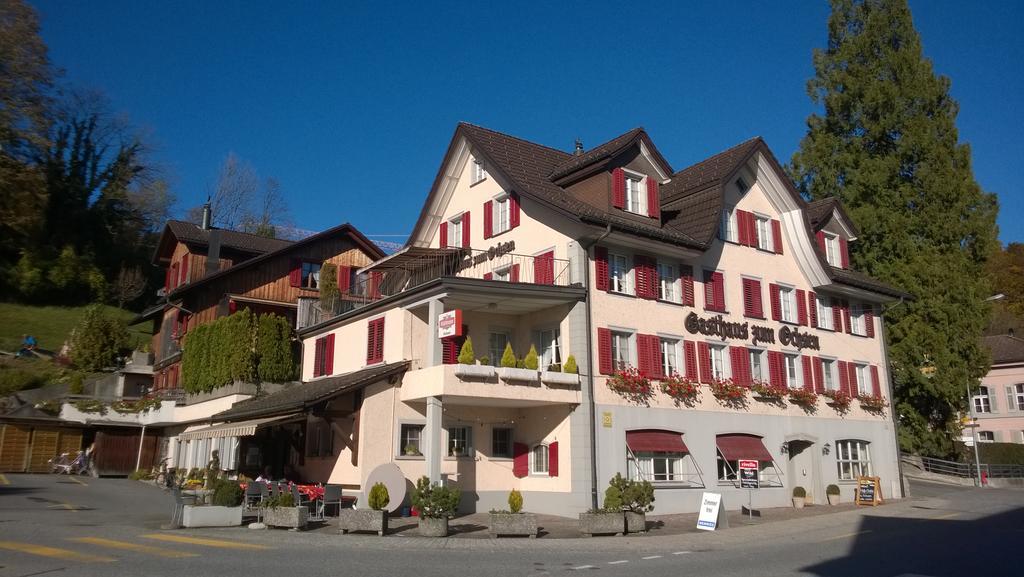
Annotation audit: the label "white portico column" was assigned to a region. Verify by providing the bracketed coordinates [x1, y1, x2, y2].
[425, 396, 443, 485]
[426, 298, 444, 367]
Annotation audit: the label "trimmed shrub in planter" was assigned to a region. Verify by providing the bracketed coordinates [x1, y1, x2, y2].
[488, 489, 537, 538]
[497, 367, 540, 382]
[826, 484, 841, 505]
[418, 516, 448, 537]
[410, 476, 460, 537]
[792, 486, 806, 509]
[578, 511, 624, 536]
[340, 482, 389, 536]
[261, 493, 308, 530]
[603, 473, 654, 533]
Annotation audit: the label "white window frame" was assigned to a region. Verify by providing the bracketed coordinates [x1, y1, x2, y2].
[446, 426, 473, 457]
[709, 343, 730, 380]
[749, 348, 766, 382]
[491, 427, 513, 459]
[609, 253, 632, 295]
[660, 337, 681, 377]
[780, 285, 797, 324]
[448, 215, 464, 249]
[854, 363, 870, 395]
[493, 193, 510, 235]
[816, 296, 834, 330]
[1015, 384, 1024, 410]
[492, 266, 511, 282]
[755, 214, 773, 252]
[850, 304, 867, 336]
[824, 232, 841, 267]
[836, 440, 872, 480]
[399, 423, 425, 456]
[977, 431, 995, 443]
[537, 328, 561, 369]
[720, 206, 738, 243]
[630, 451, 688, 483]
[624, 172, 647, 215]
[657, 262, 679, 303]
[473, 159, 487, 184]
[530, 444, 550, 476]
[784, 353, 802, 389]
[973, 386, 992, 414]
[611, 330, 635, 371]
[822, 358, 838, 391]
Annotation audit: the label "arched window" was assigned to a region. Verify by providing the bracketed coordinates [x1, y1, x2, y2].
[835, 439, 871, 480]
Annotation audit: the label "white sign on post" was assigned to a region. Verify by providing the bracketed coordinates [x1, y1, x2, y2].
[696, 492, 723, 531]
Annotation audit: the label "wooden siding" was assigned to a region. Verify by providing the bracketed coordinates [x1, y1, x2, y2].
[0, 425, 83, 473]
[0, 424, 31, 472]
[94, 430, 158, 476]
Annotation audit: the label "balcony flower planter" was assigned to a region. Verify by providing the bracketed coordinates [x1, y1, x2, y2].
[339, 509, 388, 536]
[750, 380, 788, 403]
[822, 390, 853, 414]
[788, 388, 818, 409]
[660, 375, 700, 406]
[454, 364, 496, 380]
[497, 367, 539, 383]
[540, 371, 580, 387]
[624, 511, 647, 533]
[858, 394, 888, 412]
[181, 505, 242, 528]
[417, 516, 449, 537]
[488, 512, 538, 538]
[578, 511, 624, 537]
[607, 368, 653, 404]
[262, 506, 309, 530]
[709, 378, 748, 408]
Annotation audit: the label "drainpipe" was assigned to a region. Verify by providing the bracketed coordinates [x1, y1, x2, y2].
[582, 225, 612, 510]
[135, 423, 147, 472]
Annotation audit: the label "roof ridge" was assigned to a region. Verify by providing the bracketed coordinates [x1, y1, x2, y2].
[671, 135, 762, 177]
[168, 219, 297, 243]
[458, 122, 573, 158]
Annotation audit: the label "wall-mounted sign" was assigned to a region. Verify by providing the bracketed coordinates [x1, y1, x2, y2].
[684, 312, 820, 351]
[437, 309, 463, 339]
[601, 411, 613, 428]
[739, 460, 759, 489]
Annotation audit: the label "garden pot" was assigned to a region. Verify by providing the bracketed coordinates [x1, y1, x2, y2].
[578, 512, 624, 537]
[827, 493, 840, 506]
[181, 505, 242, 528]
[488, 512, 537, 538]
[454, 364, 496, 380]
[262, 506, 309, 529]
[792, 498, 805, 509]
[339, 509, 388, 536]
[418, 516, 449, 537]
[624, 511, 647, 533]
[497, 367, 540, 383]
[539, 371, 580, 386]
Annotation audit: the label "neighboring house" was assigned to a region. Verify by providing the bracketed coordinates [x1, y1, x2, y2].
[205, 123, 907, 516]
[967, 334, 1024, 444]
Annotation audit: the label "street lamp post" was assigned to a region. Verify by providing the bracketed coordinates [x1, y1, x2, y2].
[965, 383, 983, 487]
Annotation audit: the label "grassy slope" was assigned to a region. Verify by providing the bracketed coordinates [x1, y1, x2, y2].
[0, 302, 150, 352]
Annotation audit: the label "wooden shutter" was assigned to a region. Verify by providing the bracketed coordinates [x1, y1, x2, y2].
[730, 346, 748, 385]
[832, 300, 843, 332]
[697, 342, 712, 383]
[680, 265, 695, 306]
[635, 256, 652, 299]
[510, 192, 521, 228]
[769, 283, 781, 321]
[796, 289, 808, 326]
[646, 178, 660, 220]
[650, 337, 664, 379]
[870, 365, 881, 397]
[510, 263, 520, 283]
[483, 200, 493, 239]
[439, 221, 448, 248]
[367, 318, 384, 364]
[864, 306, 875, 338]
[597, 328, 613, 375]
[838, 360, 850, 395]
[636, 335, 650, 376]
[808, 292, 818, 328]
[442, 338, 456, 365]
[325, 333, 335, 375]
[802, 356, 814, 391]
[736, 211, 750, 246]
[815, 231, 826, 254]
[548, 441, 559, 477]
[847, 362, 858, 396]
[684, 341, 698, 381]
[772, 220, 784, 254]
[743, 278, 762, 318]
[313, 337, 324, 377]
[842, 301, 852, 334]
[170, 262, 179, 290]
[704, 271, 724, 312]
[747, 213, 759, 248]
[595, 246, 609, 291]
[289, 259, 301, 287]
[839, 237, 850, 268]
[813, 357, 825, 393]
[612, 168, 625, 209]
[768, 351, 783, 388]
[338, 265, 352, 293]
[534, 251, 554, 285]
[179, 254, 189, 285]
[512, 443, 529, 478]
[461, 211, 471, 248]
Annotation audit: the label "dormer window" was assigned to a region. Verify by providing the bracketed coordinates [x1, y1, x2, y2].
[625, 173, 647, 215]
[823, 232, 840, 267]
[473, 159, 487, 184]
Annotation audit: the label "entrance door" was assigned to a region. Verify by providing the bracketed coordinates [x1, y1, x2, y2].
[787, 440, 815, 503]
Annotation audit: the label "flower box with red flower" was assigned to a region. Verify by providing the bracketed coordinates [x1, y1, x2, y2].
[660, 374, 701, 404]
[788, 388, 818, 407]
[607, 367, 653, 402]
[708, 378, 747, 402]
[750, 380, 788, 402]
[822, 389, 853, 412]
[858, 394, 888, 411]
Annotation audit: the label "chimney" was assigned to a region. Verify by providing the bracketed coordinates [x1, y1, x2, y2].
[201, 198, 212, 230]
[574, 138, 584, 156]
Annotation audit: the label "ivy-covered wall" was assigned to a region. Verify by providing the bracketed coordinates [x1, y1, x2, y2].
[181, 309, 296, 393]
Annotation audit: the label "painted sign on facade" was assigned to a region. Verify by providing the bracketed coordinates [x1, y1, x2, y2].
[437, 310, 463, 339]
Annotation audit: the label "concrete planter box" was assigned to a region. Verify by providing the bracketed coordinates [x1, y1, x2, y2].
[624, 511, 647, 533]
[578, 512, 624, 537]
[454, 364, 496, 380]
[182, 505, 242, 528]
[417, 516, 449, 537]
[339, 509, 388, 536]
[497, 367, 539, 382]
[540, 371, 580, 386]
[488, 512, 537, 538]
[827, 493, 840, 506]
[262, 506, 309, 529]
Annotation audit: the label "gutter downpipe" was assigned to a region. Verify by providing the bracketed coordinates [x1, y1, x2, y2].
[582, 224, 612, 510]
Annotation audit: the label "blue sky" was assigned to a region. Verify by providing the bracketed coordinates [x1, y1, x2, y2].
[33, 1, 1024, 245]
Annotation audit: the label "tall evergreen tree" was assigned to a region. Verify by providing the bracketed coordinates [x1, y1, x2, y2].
[789, 0, 998, 456]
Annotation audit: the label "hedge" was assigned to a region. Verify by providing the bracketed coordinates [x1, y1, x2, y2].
[973, 442, 1024, 466]
[181, 309, 295, 393]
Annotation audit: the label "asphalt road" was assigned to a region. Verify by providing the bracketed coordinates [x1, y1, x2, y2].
[0, 473, 1020, 577]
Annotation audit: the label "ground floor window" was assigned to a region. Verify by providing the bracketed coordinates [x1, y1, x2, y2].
[531, 444, 549, 475]
[400, 424, 424, 456]
[447, 426, 472, 457]
[835, 439, 871, 480]
[977, 431, 995, 443]
[629, 452, 689, 482]
[715, 433, 783, 487]
[492, 427, 513, 458]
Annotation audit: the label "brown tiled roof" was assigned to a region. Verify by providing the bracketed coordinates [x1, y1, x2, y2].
[165, 220, 294, 256]
[827, 266, 911, 300]
[661, 137, 762, 203]
[805, 197, 860, 236]
[548, 127, 677, 182]
[982, 334, 1024, 365]
[213, 361, 409, 421]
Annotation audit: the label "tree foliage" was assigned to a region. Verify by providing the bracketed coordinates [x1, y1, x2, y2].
[181, 310, 295, 393]
[789, 0, 999, 456]
[69, 304, 129, 371]
[186, 153, 291, 238]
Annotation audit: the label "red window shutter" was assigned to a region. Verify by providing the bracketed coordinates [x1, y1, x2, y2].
[808, 292, 818, 328]
[747, 213, 759, 248]
[376, 319, 385, 363]
[366, 323, 375, 364]
[313, 337, 324, 377]
[796, 289, 808, 326]
[772, 219, 784, 254]
[842, 301, 852, 334]
[680, 265, 695, 306]
[325, 333, 335, 375]
[289, 258, 301, 287]
[802, 355, 814, 391]
[697, 342, 712, 383]
[367, 318, 384, 364]
[442, 338, 454, 364]
[597, 328, 613, 375]
[768, 351, 783, 388]
[813, 357, 825, 393]
[816, 231, 826, 254]
[743, 278, 762, 318]
[704, 271, 725, 312]
[736, 211, 749, 246]
[839, 237, 849, 268]
[769, 283, 781, 321]
[510, 263, 520, 283]
[865, 306, 875, 338]
[338, 265, 352, 293]
[715, 272, 725, 311]
[832, 301, 843, 332]
[838, 361, 850, 395]
[483, 200, 493, 239]
[369, 271, 382, 299]
[646, 177, 660, 220]
[636, 335, 650, 376]
[650, 337, 664, 379]
[635, 256, 650, 299]
[594, 246, 609, 291]
[683, 341, 698, 380]
[534, 251, 554, 285]
[612, 168, 625, 209]
[848, 362, 859, 395]
[870, 365, 881, 397]
[548, 441, 558, 477]
[730, 346, 748, 385]
[180, 254, 189, 285]
[649, 259, 659, 299]
[512, 443, 529, 478]
[483, 272, 493, 281]
[509, 192, 520, 228]
[462, 211, 471, 248]
[439, 221, 448, 248]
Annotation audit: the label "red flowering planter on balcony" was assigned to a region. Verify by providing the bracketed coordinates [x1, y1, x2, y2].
[660, 374, 701, 406]
[822, 389, 853, 414]
[708, 378, 748, 408]
[750, 380, 788, 403]
[607, 368, 653, 404]
[788, 388, 818, 411]
[858, 393, 888, 412]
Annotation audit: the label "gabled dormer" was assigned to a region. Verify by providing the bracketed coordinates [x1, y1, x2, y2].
[806, 198, 858, 270]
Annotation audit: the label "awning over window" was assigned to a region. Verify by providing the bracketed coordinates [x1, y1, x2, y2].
[626, 430, 688, 453]
[177, 414, 299, 441]
[716, 434, 774, 461]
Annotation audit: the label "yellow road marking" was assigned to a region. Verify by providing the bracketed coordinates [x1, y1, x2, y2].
[68, 476, 88, 486]
[932, 512, 960, 520]
[820, 529, 872, 542]
[0, 541, 115, 563]
[0, 474, 9, 485]
[70, 537, 199, 558]
[141, 534, 270, 550]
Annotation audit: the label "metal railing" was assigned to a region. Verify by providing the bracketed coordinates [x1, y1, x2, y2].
[901, 453, 1024, 479]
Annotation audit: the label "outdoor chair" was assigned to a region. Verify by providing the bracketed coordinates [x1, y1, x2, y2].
[260, 482, 270, 502]
[243, 483, 263, 516]
[320, 485, 342, 518]
[290, 486, 315, 519]
[269, 482, 280, 499]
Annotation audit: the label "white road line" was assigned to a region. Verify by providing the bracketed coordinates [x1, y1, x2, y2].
[571, 565, 595, 570]
[642, 555, 663, 560]
[673, 551, 693, 555]
[608, 560, 629, 565]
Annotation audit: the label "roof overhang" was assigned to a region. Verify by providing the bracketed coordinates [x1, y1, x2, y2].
[433, 277, 586, 316]
[178, 414, 302, 440]
[358, 246, 463, 275]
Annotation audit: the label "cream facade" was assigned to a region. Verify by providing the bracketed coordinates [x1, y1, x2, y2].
[966, 335, 1024, 444]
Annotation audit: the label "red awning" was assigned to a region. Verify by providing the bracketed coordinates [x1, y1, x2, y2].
[626, 430, 688, 453]
[716, 434, 774, 461]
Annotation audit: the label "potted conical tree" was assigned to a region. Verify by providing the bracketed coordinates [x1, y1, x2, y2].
[340, 482, 390, 536]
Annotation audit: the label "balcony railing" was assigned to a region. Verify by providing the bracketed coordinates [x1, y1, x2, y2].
[302, 247, 573, 328]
